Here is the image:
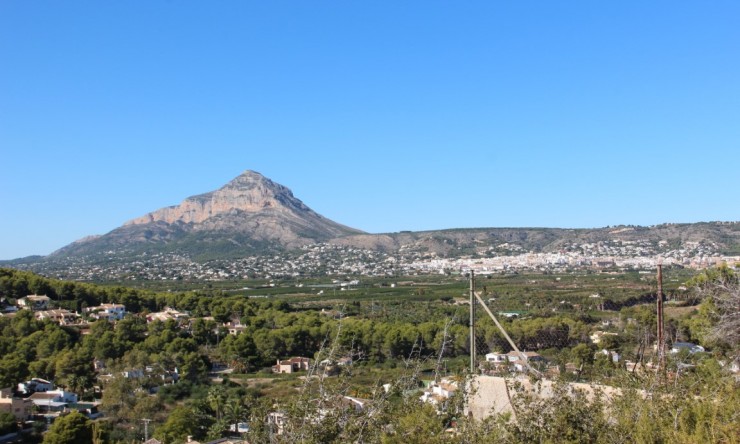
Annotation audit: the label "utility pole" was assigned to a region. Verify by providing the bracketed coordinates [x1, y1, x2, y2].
[470, 270, 476, 374]
[142, 418, 151, 442]
[656, 263, 666, 376]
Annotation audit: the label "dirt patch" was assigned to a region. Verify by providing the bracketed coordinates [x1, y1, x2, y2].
[241, 377, 276, 388]
[664, 305, 698, 319]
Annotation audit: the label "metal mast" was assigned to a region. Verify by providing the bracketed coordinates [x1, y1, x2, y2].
[142, 418, 151, 442]
[656, 263, 666, 375]
[470, 270, 476, 373]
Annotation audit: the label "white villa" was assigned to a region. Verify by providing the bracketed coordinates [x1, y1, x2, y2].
[17, 295, 51, 311]
[85, 303, 127, 321]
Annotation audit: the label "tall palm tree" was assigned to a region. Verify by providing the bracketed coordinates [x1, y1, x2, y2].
[207, 386, 227, 421]
[224, 397, 246, 425]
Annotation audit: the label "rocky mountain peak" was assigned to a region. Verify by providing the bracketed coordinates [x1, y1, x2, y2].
[219, 170, 276, 194]
[124, 170, 310, 226]
[48, 170, 363, 260]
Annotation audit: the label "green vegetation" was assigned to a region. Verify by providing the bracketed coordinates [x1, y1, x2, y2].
[0, 266, 737, 443]
[43, 411, 93, 444]
[0, 411, 19, 435]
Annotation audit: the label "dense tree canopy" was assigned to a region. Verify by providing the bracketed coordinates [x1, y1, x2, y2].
[43, 411, 93, 444]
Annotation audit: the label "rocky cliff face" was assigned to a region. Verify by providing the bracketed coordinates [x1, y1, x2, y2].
[50, 170, 363, 259]
[125, 171, 316, 226]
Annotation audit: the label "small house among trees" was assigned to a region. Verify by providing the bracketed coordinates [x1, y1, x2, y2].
[84, 303, 126, 321]
[16, 294, 51, 311]
[17, 378, 53, 395]
[34, 309, 81, 325]
[272, 357, 310, 374]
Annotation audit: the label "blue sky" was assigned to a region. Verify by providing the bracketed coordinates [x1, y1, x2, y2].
[1, 1, 739, 260]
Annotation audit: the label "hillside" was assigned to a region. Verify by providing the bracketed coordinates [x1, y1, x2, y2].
[331, 223, 740, 257]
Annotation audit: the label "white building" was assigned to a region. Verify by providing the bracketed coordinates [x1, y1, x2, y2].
[420, 378, 459, 406]
[85, 303, 126, 321]
[17, 378, 53, 394]
[17, 295, 51, 311]
[28, 389, 78, 411]
[484, 352, 508, 364]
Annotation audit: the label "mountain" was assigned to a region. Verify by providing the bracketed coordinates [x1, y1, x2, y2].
[49, 170, 364, 260]
[5, 171, 740, 277]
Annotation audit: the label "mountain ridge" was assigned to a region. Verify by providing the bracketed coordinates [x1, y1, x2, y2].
[4, 171, 740, 267]
[330, 222, 740, 256]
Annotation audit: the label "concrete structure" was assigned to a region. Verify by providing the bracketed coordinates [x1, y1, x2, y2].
[466, 376, 625, 421]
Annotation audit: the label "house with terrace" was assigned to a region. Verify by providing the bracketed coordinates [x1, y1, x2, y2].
[17, 294, 51, 311]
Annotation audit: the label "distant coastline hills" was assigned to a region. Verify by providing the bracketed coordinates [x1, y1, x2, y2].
[3, 171, 739, 277]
